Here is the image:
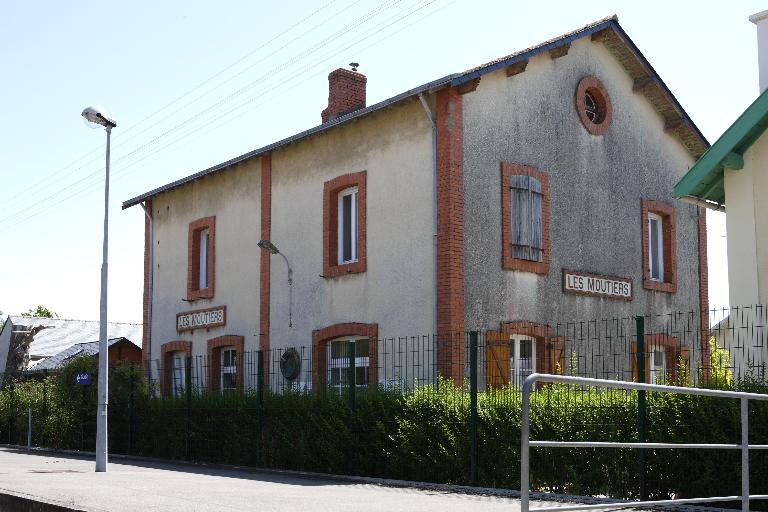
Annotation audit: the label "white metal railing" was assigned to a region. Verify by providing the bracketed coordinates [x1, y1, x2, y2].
[521, 374, 768, 512]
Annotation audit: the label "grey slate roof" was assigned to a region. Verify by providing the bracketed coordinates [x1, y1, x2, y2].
[29, 337, 129, 372]
[122, 15, 708, 210]
[8, 316, 142, 358]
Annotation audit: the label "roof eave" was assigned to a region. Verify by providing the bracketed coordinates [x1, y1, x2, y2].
[674, 87, 768, 205]
[122, 74, 457, 209]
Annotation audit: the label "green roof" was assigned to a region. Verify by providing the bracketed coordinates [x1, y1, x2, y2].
[674, 88, 768, 211]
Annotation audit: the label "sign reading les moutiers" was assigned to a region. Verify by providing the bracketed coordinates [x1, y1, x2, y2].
[562, 270, 632, 300]
[177, 306, 226, 332]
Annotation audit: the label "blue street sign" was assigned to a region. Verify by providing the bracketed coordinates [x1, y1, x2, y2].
[75, 372, 91, 386]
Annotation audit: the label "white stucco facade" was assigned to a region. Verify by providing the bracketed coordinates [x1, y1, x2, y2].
[725, 132, 768, 307]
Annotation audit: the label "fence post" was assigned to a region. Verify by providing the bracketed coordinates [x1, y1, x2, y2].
[256, 349, 264, 467]
[741, 397, 749, 512]
[27, 407, 31, 450]
[469, 331, 478, 486]
[635, 315, 647, 501]
[348, 341, 356, 412]
[42, 371, 48, 447]
[128, 369, 135, 455]
[185, 355, 192, 461]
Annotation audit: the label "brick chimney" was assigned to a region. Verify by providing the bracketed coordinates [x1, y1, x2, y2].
[321, 68, 367, 123]
[750, 10, 768, 92]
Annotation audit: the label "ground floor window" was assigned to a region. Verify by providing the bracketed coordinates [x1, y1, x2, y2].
[221, 347, 237, 391]
[327, 337, 369, 390]
[171, 353, 186, 397]
[649, 346, 667, 384]
[510, 335, 536, 388]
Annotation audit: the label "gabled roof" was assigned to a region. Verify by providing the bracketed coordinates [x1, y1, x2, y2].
[674, 88, 768, 211]
[29, 337, 133, 372]
[5, 316, 142, 358]
[123, 15, 708, 210]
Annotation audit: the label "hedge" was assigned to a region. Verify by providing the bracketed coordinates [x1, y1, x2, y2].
[0, 358, 766, 507]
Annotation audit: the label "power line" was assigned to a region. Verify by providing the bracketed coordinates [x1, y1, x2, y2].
[0, 0, 448, 232]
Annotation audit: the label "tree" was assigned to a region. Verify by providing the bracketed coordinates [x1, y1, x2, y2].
[21, 305, 58, 318]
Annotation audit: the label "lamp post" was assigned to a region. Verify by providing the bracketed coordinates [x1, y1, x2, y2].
[258, 240, 293, 328]
[82, 106, 116, 473]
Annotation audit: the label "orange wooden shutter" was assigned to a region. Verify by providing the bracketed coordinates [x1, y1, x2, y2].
[486, 331, 510, 389]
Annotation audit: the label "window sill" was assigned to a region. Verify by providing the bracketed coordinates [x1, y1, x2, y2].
[643, 279, 676, 293]
[187, 288, 214, 301]
[502, 256, 549, 274]
[323, 260, 366, 278]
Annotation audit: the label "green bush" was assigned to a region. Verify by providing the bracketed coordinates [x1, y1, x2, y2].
[0, 361, 766, 508]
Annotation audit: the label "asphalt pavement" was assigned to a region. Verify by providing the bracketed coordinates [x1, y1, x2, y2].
[0, 447, 540, 512]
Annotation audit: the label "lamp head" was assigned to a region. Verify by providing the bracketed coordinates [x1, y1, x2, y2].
[258, 240, 280, 254]
[81, 106, 117, 129]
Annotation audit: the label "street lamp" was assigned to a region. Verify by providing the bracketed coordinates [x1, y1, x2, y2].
[82, 106, 116, 473]
[258, 240, 293, 328]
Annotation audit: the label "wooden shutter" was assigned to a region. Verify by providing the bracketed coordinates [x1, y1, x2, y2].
[486, 331, 510, 389]
[549, 338, 565, 375]
[510, 175, 543, 262]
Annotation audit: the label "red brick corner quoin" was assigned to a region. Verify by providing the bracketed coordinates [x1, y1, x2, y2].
[142, 198, 153, 370]
[260, 153, 272, 356]
[435, 87, 465, 385]
[501, 163, 550, 274]
[641, 199, 677, 293]
[187, 216, 216, 300]
[312, 323, 378, 390]
[322, 171, 367, 278]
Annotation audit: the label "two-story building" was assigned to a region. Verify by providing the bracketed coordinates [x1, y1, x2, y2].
[123, 16, 710, 393]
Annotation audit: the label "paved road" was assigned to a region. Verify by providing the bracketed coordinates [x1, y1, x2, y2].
[0, 447, 541, 511]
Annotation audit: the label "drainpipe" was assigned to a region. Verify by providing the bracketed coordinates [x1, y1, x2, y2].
[140, 202, 154, 387]
[418, 93, 438, 382]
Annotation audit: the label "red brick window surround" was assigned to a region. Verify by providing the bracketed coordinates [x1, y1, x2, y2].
[501, 163, 549, 274]
[187, 216, 216, 300]
[312, 323, 378, 390]
[631, 334, 687, 383]
[575, 76, 612, 136]
[488, 322, 559, 389]
[207, 335, 244, 392]
[323, 171, 367, 278]
[160, 340, 192, 397]
[641, 200, 676, 293]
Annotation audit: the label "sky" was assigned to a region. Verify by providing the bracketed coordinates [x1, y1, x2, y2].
[0, 0, 761, 323]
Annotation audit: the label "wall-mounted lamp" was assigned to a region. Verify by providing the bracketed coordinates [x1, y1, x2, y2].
[258, 240, 293, 328]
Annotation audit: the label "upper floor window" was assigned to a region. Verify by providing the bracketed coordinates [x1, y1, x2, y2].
[187, 216, 216, 300]
[323, 172, 367, 277]
[510, 175, 543, 262]
[575, 76, 612, 136]
[501, 163, 549, 274]
[338, 187, 358, 264]
[641, 200, 676, 293]
[648, 213, 664, 281]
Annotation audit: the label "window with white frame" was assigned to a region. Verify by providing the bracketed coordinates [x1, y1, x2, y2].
[337, 187, 358, 264]
[509, 335, 536, 388]
[199, 228, 209, 289]
[171, 353, 186, 398]
[220, 347, 237, 391]
[327, 337, 369, 389]
[649, 346, 666, 384]
[647, 213, 664, 281]
[510, 175, 543, 262]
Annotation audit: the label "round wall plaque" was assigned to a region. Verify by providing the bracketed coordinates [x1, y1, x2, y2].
[280, 347, 302, 381]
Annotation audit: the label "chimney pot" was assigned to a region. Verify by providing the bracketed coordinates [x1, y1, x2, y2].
[321, 68, 367, 123]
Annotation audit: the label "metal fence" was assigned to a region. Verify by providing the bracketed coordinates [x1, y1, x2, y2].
[143, 306, 768, 396]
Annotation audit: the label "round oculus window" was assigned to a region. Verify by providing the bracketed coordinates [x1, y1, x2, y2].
[576, 76, 612, 135]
